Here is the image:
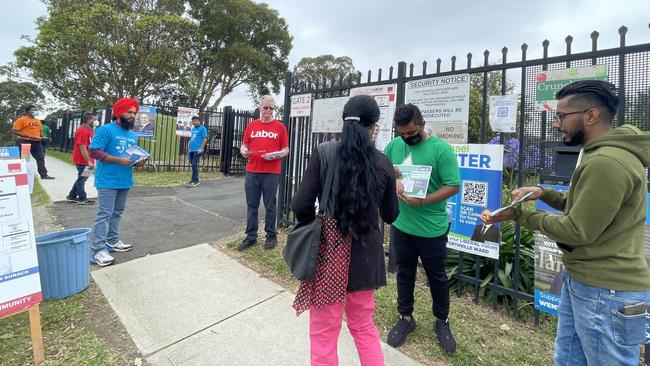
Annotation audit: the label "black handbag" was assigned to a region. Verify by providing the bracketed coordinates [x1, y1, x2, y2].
[283, 143, 336, 280]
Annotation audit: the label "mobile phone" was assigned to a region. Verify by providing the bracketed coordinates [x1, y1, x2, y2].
[622, 302, 647, 316]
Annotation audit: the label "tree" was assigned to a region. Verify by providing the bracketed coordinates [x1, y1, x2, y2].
[184, 0, 293, 110]
[467, 71, 515, 143]
[626, 89, 650, 131]
[292, 55, 357, 87]
[0, 81, 45, 145]
[15, 0, 195, 108]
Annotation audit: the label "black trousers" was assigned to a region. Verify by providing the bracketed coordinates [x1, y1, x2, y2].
[16, 140, 48, 177]
[391, 225, 450, 320]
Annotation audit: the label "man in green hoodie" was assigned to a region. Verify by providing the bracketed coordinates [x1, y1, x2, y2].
[482, 80, 650, 365]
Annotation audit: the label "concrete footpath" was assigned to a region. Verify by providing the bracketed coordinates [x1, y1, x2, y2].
[39, 154, 98, 201]
[39, 157, 422, 365]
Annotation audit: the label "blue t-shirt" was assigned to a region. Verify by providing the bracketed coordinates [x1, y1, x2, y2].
[189, 124, 208, 152]
[90, 123, 137, 189]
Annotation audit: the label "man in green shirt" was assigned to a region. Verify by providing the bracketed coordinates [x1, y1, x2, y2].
[384, 103, 460, 354]
[41, 123, 51, 152]
[482, 80, 650, 365]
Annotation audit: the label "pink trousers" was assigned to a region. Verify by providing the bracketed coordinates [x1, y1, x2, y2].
[309, 290, 384, 366]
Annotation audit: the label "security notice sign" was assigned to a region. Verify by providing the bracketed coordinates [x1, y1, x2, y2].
[0, 159, 41, 318]
[405, 74, 470, 143]
[446, 144, 504, 259]
[290, 94, 312, 118]
[350, 84, 397, 151]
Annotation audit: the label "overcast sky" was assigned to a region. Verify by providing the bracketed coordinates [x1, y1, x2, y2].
[1, 0, 649, 110]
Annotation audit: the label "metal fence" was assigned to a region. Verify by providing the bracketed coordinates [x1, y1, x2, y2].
[45, 105, 257, 175]
[278, 25, 650, 319]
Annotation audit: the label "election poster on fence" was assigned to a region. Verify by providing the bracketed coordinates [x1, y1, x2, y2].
[135, 105, 157, 138]
[534, 184, 650, 316]
[176, 106, 199, 138]
[290, 94, 312, 118]
[0, 159, 42, 319]
[446, 144, 503, 259]
[350, 84, 397, 151]
[405, 75, 471, 143]
[311, 97, 349, 134]
[535, 65, 608, 112]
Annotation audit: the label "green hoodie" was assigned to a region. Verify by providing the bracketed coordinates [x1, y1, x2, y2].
[514, 124, 650, 291]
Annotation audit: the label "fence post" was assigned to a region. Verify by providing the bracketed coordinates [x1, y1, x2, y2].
[387, 61, 408, 274]
[277, 71, 293, 228]
[220, 106, 234, 175]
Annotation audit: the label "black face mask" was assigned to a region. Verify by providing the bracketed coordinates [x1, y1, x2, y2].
[401, 131, 422, 145]
[119, 115, 134, 130]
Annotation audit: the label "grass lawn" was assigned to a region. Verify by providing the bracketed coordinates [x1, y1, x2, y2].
[46, 149, 223, 187]
[215, 232, 557, 366]
[0, 284, 143, 366]
[31, 180, 51, 207]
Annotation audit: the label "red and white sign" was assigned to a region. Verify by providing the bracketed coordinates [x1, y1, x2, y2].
[350, 84, 398, 151]
[0, 159, 41, 318]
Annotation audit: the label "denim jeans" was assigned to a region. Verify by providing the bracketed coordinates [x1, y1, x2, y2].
[244, 172, 279, 240]
[188, 151, 201, 183]
[554, 272, 650, 366]
[68, 164, 89, 201]
[91, 188, 130, 254]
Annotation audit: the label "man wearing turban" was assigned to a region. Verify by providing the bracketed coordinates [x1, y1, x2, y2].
[88, 98, 147, 266]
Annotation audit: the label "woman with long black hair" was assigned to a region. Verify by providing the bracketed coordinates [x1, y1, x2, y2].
[291, 95, 399, 365]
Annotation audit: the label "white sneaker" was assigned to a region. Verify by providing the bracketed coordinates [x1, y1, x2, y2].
[91, 250, 114, 267]
[106, 240, 133, 252]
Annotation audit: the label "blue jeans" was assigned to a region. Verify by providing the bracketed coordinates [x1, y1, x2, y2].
[554, 272, 650, 366]
[188, 151, 201, 183]
[91, 188, 130, 254]
[244, 172, 279, 240]
[68, 164, 89, 201]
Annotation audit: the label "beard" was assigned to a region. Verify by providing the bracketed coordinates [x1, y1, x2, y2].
[119, 115, 135, 130]
[562, 120, 585, 146]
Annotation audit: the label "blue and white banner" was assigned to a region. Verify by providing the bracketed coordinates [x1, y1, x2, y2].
[135, 105, 157, 138]
[447, 144, 504, 259]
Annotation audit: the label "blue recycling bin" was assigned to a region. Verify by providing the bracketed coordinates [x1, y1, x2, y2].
[35, 228, 91, 300]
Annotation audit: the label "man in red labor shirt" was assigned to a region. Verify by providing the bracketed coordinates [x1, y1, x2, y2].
[67, 113, 99, 205]
[238, 96, 289, 251]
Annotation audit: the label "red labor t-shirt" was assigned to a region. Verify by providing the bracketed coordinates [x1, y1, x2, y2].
[72, 125, 95, 165]
[242, 119, 288, 174]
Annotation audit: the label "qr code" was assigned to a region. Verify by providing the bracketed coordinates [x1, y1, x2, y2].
[462, 180, 488, 207]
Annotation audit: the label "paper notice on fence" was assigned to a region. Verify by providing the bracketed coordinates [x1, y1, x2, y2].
[489, 95, 517, 133]
[311, 97, 348, 134]
[394, 165, 432, 199]
[535, 65, 608, 111]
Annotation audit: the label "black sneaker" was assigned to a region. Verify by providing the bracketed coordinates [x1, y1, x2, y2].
[237, 238, 257, 251]
[264, 236, 277, 250]
[387, 315, 416, 348]
[65, 195, 77, 203]
[435, 318, 457, 355]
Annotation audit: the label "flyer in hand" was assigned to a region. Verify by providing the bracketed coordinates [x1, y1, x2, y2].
[394, 165, 432, 199]
[125, 145, 150, 166]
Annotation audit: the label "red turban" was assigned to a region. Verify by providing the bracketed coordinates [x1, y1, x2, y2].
[112, 98, 140, 119]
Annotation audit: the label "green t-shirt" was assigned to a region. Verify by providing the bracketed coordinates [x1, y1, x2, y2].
[384, 135, 460, 238]
[41, 124, 50, 138]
